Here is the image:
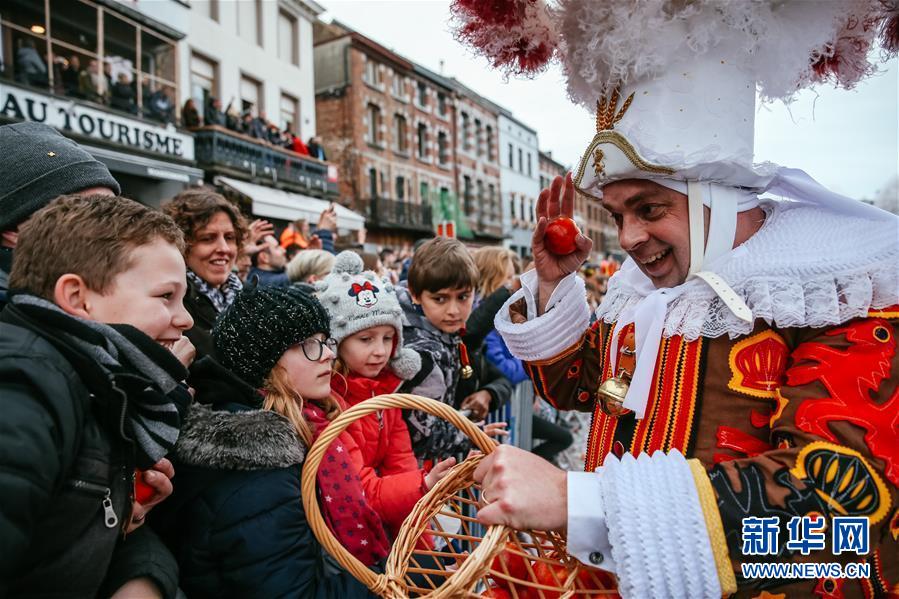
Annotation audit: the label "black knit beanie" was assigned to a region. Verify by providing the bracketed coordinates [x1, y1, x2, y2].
[213, 283, 331, 388]
[0, 122, 121, 230]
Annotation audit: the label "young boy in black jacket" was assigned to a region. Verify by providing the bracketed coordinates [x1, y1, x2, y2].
[0, 195, 194, 598]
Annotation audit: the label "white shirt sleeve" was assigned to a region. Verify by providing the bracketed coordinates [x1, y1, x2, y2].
[567, 471, 616, 572]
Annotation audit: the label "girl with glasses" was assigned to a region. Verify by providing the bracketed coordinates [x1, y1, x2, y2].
[152, 284, 386, 598]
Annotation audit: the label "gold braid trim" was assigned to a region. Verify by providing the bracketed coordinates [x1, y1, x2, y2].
[573, 130, 677, 200]
[688, 459, 738, 597]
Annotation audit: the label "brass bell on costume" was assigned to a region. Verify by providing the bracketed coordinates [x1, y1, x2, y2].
[460, 364, 474, 379]
[597, 368, 630, 416]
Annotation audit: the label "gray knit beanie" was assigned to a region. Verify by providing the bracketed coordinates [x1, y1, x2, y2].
[315, 251, 421, 380]
[0, 122, 121, 230]
[213, 282, 331, 388]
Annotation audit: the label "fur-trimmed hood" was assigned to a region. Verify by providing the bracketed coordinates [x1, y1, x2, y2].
[174, 402, 306, 471]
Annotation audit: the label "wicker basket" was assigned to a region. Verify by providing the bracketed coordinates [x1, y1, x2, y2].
[301, 393, 618, 598]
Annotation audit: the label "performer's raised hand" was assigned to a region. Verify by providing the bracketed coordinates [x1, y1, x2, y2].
[533, 172, 592, 313]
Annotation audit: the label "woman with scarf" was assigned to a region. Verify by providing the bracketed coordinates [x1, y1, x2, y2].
[153, 284, 380, 598]
[162, 189, 247, 358]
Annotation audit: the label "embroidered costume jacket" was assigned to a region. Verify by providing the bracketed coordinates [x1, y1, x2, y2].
[497, 203, 899, 598]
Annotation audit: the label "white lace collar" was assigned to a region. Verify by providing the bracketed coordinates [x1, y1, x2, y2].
[597, 200, 899, 340]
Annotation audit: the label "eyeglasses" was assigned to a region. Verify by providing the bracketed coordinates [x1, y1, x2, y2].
[300, 336, 338, 361]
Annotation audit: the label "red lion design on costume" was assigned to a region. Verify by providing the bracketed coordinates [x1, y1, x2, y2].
[787, 318, 899, 485]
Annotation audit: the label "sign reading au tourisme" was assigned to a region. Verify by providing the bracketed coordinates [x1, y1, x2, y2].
[0, 83, 194, 161]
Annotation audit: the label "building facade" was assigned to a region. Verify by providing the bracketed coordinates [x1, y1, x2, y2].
[313, 22, 454, 249]
[448, 79, 503, 245]
[0, 0, 202, 205]
[499, 112, 540, 258]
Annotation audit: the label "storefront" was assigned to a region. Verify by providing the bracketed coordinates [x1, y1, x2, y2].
[0, 0, 200, 205]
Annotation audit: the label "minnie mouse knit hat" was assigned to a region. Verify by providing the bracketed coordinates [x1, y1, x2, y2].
[314, 251, 421, 380]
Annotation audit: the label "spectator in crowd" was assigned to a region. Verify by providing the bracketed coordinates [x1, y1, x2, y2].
[247, 234, 289, 287]
[318, 251, 455, 539]
[290, 131, 310, 155]
[162, 189, 247, 358]
[59, 54, 82, 97]
[79, 59, 106, 104]
[398, 237, 430, 282]
[154, 285, 379, 597]
[307, 136, 327, 160]
[280, 208, 337, 254]
[286, 248, 335, 293]
[225, 104, 241, 131]
[0, 122, 121, 310]
[15, 38, 48, 87]
[144, 83, 174, 124]
[284, 242, 303, 262]
[266, 122, 284, 146]
[181, 98, 201, 128]
[249, 111, 268, 139]
[1, 194, 193, 598]
[109, 72, 136, 114]
[397, 237, 507, 461]
[463, 247, 519, 352]
[103, 61, 114, 93]
[235, 252, 252, 283]
[204, 97, 226, 127]
[240, 111, 254, 136]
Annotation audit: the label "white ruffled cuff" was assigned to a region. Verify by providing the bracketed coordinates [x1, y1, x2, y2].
[494, 271, 591, 362]
[599, 451, 723, 598]
[567, 471, 616, 572]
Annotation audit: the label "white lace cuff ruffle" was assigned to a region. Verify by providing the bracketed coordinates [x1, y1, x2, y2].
[494, 271, 591, 362]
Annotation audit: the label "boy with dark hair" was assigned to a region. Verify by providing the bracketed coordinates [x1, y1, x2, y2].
[398, 237, 507, 460]
[0, 194, 193, 598]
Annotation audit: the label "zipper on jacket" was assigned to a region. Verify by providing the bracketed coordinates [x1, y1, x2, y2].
[69, 480, 120, 529]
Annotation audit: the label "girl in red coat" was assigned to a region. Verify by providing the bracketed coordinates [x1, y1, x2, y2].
[316, 251, 456, 538]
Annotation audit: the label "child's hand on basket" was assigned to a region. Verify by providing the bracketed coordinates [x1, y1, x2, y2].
[481, 421, 509, 439]
[424, 457, 457, 490]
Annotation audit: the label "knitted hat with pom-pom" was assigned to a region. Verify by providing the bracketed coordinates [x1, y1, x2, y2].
[213, 281, 330, 388]
[314, 251, 421, 380]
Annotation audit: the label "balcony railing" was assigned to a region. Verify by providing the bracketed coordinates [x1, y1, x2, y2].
[194, 126, 337, 197]
[367, 197, 433, 232]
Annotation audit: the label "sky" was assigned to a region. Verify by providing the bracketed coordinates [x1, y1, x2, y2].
[317, 0, 898, 200]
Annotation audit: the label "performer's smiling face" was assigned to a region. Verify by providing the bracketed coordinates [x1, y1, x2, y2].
[601, 179, 706, 289]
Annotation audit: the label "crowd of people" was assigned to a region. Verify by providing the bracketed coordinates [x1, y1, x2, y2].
[182, 96, 328, 159]
[0, 121, 585, 598]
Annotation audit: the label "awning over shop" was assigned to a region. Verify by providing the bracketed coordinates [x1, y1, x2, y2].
[85, 144, 204, 185]
[217, 177, 365, 232]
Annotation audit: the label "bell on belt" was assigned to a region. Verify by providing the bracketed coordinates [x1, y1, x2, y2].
[597, 370, 630, 416]
[460, 364, 474, 379]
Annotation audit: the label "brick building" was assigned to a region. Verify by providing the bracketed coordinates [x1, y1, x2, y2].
[449, 79, 504, 245]
[313, 21, 455, 248]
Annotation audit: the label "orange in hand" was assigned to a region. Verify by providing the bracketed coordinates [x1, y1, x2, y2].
[543, 217, 580, 256]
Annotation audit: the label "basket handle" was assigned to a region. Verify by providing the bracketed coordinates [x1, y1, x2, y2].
[300, 393, 497, 594]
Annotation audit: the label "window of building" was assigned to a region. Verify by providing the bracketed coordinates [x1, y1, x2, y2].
[520, 197, 526, 221]
[381, 170, 388, 198]
[277, 9, 298, 66]
[486, 125, 494, 161]
[240, 74, 262, 114]
[364, 59, 380, 86]
[391, 73, 403, 98]
[461, 112, 470, 151]
[367, 103, 381, 145]
[509, 194, 516, 220]
[529, 198, 535, 222]
[527, 153, 533, 177]
[394, 114, 407, 153]
[437, 132, 448, 165]
[194, 0, 219, 22]
[417, 123, 427, 159]
[417, 81, 427, 107]
[190, 52, 217, 118]
[508, 143, 514, 168]
[488, 184, 496, 212]
[437, 92, 447, 116]
[463, 176, 472, 215]
[280, 93, 298, 134]
[518, 148, 523, 173]
[396, 176, 406, 201]
[474, 119, 483, 156]
[1, 0, 182, 121]
[369, 167, 378, 198]
[420, 181, 429, 203]
[237, 0, 262, 46]
[476, 180, 484, 211]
